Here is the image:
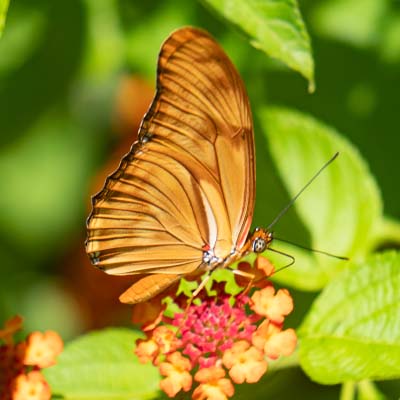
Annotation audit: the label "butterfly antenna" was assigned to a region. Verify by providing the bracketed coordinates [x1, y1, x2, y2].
[267, 152, 339, 231]
[273, 236, 349, 260]
[267, 247, 295, 273]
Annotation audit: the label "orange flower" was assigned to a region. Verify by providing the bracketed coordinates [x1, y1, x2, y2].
[234, 257, 275, 289]
[153, 326, 179, 355]
[252, 321, 297, 359]
[254, 256, 275, 277]
[0, 318, 64, 400]
[159, 352, 192, 397]
[135, 326, 179, 365]
[250, 286, 293, 323]
[135, 337, 159, 364]
[131, 296, 166, 331]
[23, 331, 63, 369]
[11, 371, 51, 400]
[222, 340, 267, 384]
[0, 316, 23, 346]
[265, 328, 297, 359]
[193, 367, 234, 400]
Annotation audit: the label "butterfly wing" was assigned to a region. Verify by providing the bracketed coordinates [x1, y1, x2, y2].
[118, 274, 181, 304]
[86, 27, 255, 297]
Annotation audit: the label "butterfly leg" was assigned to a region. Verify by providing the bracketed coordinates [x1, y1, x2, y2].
[231, 268, 255, 295]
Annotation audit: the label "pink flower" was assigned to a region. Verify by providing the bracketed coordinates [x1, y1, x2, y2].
[172, 294, 258, 368]
[134, 256, 297, 399]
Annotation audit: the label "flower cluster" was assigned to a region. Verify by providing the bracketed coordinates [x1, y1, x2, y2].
[0, 316, 63, 400]
[134, 256, 297, 399]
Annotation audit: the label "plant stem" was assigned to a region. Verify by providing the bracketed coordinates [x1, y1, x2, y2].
[372, 216, 400, 250]
[340, 381, 356, 400]
[358, 380, 386, 400]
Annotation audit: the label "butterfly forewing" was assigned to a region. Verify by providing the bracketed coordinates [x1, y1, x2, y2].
[86, 27, 255, 299]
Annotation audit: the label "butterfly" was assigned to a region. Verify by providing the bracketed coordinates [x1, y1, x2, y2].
[85, 27, 272, 304]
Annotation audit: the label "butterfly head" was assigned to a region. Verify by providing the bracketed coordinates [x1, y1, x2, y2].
[250, 228, 273, 254]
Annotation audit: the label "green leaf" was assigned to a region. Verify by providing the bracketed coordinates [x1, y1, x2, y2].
[44, 328, 160, 400]
[258, 107, 383, 290]
[0, 6, 45, 76]
[208, 268, 243, 296]
[298, 251, 400, 384]
[0, 0, 9, 38]
[202, 0, 314, 89]
[380, 12, 400, 64]
[311, 0, 388, 48]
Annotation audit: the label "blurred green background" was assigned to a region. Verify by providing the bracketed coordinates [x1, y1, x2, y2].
[0, 0, 399, 398]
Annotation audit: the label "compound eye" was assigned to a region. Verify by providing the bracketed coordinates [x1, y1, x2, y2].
[253, 237, 266, 253]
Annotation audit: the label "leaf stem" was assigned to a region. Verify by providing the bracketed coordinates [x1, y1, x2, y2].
[357, 380, 386, 400]
[372, 216, 400, 250]
[340, 381, 356, 400]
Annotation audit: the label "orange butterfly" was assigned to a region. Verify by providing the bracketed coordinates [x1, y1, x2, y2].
[85, 27, 272, 304]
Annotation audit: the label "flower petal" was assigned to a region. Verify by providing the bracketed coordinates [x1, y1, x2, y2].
[24, 331, 63, 368]
[223, 341, 267, 384]
[11, 371, 51, 400]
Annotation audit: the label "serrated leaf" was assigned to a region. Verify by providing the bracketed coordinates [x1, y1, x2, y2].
[208, 268, 243, 296]
[298, 251, 400, 384]
[202, 0, 314, 88]
[44, 328, 160, 400]
[258, 107, 383, 290]
[0, 0, 9, 38]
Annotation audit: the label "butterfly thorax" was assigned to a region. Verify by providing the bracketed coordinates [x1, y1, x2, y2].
[201, 227, 272, 271]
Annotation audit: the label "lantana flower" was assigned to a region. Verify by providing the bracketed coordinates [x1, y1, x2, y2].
[11, 371, 50, 400]
[222, 340, 267, 384]
[193, 367, 234, 400]
[133, 256, 297, 399]
[0, 316, 63, 400]
[159, 352, 193, 397]
[24, 331, 64, 368]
